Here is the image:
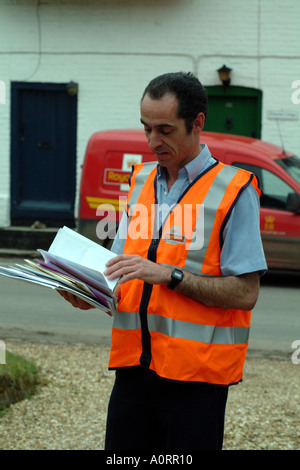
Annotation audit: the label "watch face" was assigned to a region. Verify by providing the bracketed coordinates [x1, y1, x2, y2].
[168, 269, 183, 289]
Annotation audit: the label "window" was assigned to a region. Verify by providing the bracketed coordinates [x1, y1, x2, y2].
[232, 162, 295, 210]
[276, 155, 300, 185]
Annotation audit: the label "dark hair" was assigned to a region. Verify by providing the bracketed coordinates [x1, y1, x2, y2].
[141, 72, 208, 133]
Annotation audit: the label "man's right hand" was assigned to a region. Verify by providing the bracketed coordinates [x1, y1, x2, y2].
[58, 290, 95, 310]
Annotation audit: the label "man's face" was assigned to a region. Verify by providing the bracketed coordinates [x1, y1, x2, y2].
[140, 93, 204, 171]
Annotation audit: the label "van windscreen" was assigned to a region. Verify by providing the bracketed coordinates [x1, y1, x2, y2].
[276, 155, 300, 185]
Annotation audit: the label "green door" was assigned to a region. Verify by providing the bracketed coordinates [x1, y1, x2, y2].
[204, 86, 262, 138]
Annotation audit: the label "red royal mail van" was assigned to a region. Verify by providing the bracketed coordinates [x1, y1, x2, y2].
[77, 130, 300, 271]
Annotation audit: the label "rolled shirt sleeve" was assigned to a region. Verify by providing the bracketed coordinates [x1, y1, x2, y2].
[220, 184, 267, 277]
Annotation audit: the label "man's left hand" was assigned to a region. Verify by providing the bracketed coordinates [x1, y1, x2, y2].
[104, 254, 171, 286]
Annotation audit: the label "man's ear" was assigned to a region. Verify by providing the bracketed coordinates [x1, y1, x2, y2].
[193, 112, 205, 134]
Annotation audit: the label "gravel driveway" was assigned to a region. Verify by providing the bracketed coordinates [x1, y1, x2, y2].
[0, 340, 299, 450]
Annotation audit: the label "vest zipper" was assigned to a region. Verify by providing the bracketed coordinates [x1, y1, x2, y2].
[138, 174, 160, 368]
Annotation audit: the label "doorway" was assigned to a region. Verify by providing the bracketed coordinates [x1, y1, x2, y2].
[204, 86, 262, 138]
[10, 82, 78, 226]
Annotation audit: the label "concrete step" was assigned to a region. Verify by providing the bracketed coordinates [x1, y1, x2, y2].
[0, 226, 58, 253]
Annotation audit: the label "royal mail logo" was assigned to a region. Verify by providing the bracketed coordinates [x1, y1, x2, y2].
[264, 215, 275, 231]
[163, 226, 186, 244]
[104, 169, 131, 186]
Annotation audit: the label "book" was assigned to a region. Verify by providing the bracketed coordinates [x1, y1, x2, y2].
[0, 226, 119, 316]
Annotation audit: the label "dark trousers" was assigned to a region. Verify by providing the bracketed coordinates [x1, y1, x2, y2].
[105, 368, 228, 451]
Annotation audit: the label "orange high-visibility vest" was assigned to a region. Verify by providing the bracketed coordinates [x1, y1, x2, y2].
[108, 160, 261, 385]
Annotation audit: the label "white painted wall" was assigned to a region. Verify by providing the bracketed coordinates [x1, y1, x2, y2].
[0, 0, 299, 225]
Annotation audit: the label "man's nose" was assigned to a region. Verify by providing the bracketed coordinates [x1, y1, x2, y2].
[148, 131, 163, 149]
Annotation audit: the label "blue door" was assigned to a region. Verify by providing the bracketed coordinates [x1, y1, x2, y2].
[10, 82, 77, 226]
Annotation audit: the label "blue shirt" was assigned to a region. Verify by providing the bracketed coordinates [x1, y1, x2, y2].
[112, 144, 267, 276]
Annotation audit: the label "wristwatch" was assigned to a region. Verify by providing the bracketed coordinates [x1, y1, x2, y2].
[167, 269, 184, 290]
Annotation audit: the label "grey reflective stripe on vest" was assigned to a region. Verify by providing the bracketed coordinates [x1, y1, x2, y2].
[184, 165, 242, 274]
[128, 162, 157, 217]
[113, 311, 249, 345]
[128, 162, 244, 273]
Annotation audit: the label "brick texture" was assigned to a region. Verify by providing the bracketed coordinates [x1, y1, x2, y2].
[0, 0, 299, 225]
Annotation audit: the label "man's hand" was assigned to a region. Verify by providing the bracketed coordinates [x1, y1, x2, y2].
[104, 254, 172, 286]
[105, 255, 260, 311]
[57, 290, 95, 310]
[58, 280, 121, 310]
[59, 253, 260, 312]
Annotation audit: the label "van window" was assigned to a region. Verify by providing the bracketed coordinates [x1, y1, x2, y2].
[232, 162, 296, 211]
[275, 155, 300, 185]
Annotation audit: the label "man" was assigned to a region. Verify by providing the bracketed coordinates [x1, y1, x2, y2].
[60, 72, 267, 450]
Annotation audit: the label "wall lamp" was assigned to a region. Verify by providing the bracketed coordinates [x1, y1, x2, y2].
[217, 65, 232, 88]
[66, 81, 78, 96]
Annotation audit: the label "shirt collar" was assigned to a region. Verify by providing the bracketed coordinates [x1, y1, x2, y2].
[157, 143, 215, 184]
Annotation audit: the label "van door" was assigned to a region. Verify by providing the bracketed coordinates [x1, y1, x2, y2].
[226, 157, 300, 270]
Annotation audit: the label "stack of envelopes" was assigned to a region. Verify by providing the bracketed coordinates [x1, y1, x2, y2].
[0, 226, 118, 316]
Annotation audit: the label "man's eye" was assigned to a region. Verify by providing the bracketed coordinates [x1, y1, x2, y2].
[161, 129, 172, 135]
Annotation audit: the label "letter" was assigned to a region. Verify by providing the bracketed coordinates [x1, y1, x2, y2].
[172, 204, 184, 234]
[107, 171, 114, 181]
[155, 203, 173, 232]
[0, 80, 5, 105]
[291, 339, 300, 365]
[128, 203, 149, 240]
[187, 204, 204, 251]
[0, 340, 5, 364]
[120, 173, 129, 184]
[162, 204, 185, 243]
[96, 203, 117, 240]
[291, 80, 300, 105]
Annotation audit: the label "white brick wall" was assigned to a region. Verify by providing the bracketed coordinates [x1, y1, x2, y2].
[0, 0, 299, 226]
